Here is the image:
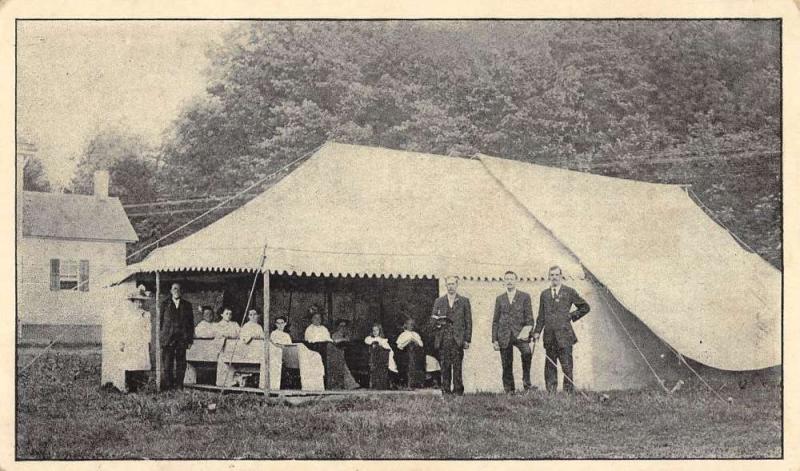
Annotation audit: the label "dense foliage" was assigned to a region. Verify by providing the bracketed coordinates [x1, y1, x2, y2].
[69, 21, 783, 267]
[23, 156, 51, 192]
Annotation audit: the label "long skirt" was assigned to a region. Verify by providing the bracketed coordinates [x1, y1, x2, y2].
[368, 344, 390, 390]
[306, 341, 359, 390]
[397, 343, 425, 389]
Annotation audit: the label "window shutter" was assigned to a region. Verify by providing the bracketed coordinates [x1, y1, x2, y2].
[50, 259, 60, 291]
[79, 260, 90, 292]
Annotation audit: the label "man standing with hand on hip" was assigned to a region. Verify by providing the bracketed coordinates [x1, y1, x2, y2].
[159, 282, 195, 390]
[492, 271, 535, 393]
[533, 265, 591, 393]
[429, 276, 472, 395]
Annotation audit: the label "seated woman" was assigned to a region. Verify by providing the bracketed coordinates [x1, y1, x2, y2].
[194, 305, 217, 339]
[304, 306, 359, 390]
[240, 309, 265, 344]
[270, 315, 293, 345]
[215, 307, 241, 339]
[395, 317, 425, 389]
[364, 323, 392, 390]
[269, 315, 299, 389]
[331, 319, 352, 344]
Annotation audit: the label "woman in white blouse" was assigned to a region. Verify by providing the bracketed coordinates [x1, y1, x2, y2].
[215, 308, 241, 339]
[303, 306, 358, 390]
[194, 306, 217, 339]
[270, 315, 293, 345]
[304, 310, 332, 343]
[239, 309, 265, 344]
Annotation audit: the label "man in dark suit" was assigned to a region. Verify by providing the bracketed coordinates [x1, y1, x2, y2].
[533, 265, 591, 393]
[492, 271, 534, 393]
[159, 282, 194, 390]
[429, 276, 472, 395]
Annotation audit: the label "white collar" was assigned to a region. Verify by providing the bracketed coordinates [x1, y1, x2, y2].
[551, 285, 562, 295]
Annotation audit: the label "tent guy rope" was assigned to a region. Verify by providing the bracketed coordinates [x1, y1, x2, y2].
[215, 244, 268, 401]
[19, 144, 324, 374]
[597, 287, 670, 394]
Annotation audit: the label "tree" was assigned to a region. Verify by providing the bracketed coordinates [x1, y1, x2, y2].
[71, 126, 156, 203]
[150, 21, 780, 266]
[23, 156, 51, 192]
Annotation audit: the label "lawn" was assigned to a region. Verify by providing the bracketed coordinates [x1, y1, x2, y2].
[16, 349, 782, 460]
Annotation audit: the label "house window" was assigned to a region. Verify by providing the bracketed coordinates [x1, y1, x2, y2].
[50, 259, 89, 292]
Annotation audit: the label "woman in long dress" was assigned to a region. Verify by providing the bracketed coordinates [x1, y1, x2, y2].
[304, 307, 359, 390]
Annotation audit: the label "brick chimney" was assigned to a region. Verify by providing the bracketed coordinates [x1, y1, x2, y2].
[93, 170, 109, 198]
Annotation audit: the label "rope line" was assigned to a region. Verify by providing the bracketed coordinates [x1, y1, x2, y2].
[125, 145, 324, 263]
[19, 145, 323, 373]
[19, 338, 61, 372]
[216, 245, 268, 401]
[533, 340, 591, 400]
[686, 187, 757, 254]
[597, 287, 670, 393]
[649, 325, 729, 404]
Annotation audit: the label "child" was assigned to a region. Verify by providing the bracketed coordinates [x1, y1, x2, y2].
[396, 317, 425, 388]
[365, 323, 393, 390]
[194, 305, 217, 339]
[364, 323, 392, 350]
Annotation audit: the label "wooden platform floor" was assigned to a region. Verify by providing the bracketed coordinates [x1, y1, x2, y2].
[184, 383, 443, 397]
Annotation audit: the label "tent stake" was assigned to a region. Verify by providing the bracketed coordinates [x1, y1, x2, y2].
[155, 271, 162, 392]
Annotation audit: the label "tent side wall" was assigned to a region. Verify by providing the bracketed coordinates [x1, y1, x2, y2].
[458, 279, 665, 393]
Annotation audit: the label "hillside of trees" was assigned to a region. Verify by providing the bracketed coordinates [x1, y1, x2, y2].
[64, 20, 782, 268]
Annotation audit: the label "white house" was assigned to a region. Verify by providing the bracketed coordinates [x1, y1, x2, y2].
[18, 172, 138, 344]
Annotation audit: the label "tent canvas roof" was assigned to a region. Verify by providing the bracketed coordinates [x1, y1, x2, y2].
[115, 142, 781, 371]
[479, 154, 781, 370]
[121, 143, 584, 280]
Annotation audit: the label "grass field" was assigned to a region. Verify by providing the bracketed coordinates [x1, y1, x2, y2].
[16, 349, 782, 460]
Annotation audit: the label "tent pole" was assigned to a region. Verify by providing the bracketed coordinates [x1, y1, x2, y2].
[155, 271, 162, 393]
[263, 268, 271, 397]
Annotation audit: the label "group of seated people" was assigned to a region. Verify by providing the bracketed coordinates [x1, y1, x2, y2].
[191, 304, 432, 391]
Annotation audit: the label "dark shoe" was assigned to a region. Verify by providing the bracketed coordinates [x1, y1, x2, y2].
[454, 389, 464, 396]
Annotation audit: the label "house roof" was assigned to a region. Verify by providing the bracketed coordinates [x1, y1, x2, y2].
[23, 191, 138, 242]
[112, 142, 780, 370]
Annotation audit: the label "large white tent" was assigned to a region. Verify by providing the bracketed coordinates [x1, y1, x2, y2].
[111, 142, 781, 392]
